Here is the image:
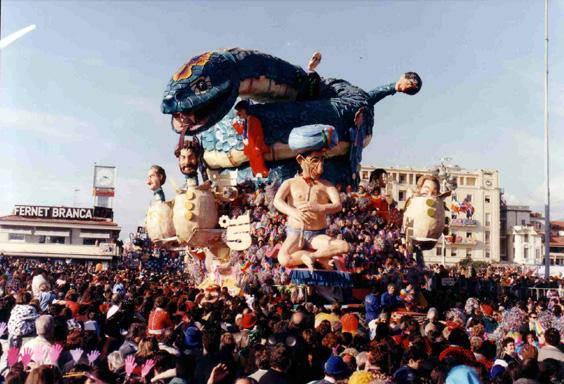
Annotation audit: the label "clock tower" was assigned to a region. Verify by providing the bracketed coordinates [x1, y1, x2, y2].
[93, 165, 116, 209]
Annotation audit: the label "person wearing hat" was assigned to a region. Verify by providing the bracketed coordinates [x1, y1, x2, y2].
[307, 355, 351, 384]
[273, 146, 350, 271]
[184, 326, 203, 356]
[148, 296, 173, 336]
[241, 312, 257, 330]
[340, 313, 359, 336]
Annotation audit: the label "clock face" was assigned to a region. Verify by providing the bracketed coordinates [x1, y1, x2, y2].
[95, 167, 115, 188]
[485, 180, 493, 187]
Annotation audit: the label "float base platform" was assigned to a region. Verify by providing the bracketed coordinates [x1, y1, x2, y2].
[290, 269, 353, 288]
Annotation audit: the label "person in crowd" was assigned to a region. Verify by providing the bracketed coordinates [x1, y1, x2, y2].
[308, 355, 351, 383]
[538, 328, 564, 362]
[148, 296, 174, 335]
[258, 343, 291, 384]
[0, 180, 560, 384]
[21, 315, 55, 363]
[393, 348, 425, 384]
[8, 290, 39, 347]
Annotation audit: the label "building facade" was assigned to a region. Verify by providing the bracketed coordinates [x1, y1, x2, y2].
[360, 165, 501, 265]
[507, 225, 544, 266]
[500, 205, 544, 266]
[550, 221, 564, 266]
[0, 205, 121, 261]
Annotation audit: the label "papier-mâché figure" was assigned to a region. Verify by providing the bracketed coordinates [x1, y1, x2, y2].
[145, 165, 175, 241]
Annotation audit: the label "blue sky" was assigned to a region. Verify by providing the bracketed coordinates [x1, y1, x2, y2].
[1, 0, 563, 238]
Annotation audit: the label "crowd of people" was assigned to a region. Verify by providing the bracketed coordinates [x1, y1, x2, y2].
[0, 180, 562, 383]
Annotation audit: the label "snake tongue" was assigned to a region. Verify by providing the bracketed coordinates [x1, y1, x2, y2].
[184, 112, 196, 125]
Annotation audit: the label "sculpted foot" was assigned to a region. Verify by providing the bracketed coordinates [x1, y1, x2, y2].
[301, 254, 315, 272]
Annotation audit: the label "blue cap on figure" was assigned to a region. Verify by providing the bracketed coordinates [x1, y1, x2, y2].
[288, 125, 338, 153]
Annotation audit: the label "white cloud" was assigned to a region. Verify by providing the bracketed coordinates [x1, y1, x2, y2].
[123, 96, 169, 128]
[0, 107, 93, 141]
[508, 174, 564, 219]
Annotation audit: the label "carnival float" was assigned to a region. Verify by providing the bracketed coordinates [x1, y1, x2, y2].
[139, 48, 431, 298]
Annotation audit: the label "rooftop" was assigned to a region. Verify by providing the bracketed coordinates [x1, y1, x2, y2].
[0, 215, 119, 227]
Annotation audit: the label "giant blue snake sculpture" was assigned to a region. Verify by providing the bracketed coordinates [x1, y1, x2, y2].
[161, 48, 420, 186]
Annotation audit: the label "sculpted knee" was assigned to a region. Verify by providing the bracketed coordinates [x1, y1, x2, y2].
[278, 255, 289, 267]
[339, 241, 351, 254]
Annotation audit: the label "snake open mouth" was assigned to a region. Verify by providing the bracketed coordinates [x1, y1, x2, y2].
[171, 86, 234, 135]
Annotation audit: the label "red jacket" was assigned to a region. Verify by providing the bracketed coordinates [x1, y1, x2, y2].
[233, 116, 270, 155]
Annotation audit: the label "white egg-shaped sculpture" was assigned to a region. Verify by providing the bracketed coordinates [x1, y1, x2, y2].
[173, 187, 218, 243]
[146, 201, 175, 241]
[403, 196, 445, 250]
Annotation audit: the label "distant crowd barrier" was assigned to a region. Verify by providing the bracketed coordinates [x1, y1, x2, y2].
[527, 287, 563, 299]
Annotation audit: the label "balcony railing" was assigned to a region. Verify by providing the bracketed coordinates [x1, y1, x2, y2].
[450, 219, 479, 227]
[445, 236, 478, 246]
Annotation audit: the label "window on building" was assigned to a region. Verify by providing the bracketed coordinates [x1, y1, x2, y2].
[362, 171, 369, 180]
[39, 236, 46, 244]
[408, 174, 414, 184]
[536, 249, 541, 259]
[48, 236, 65, 244]
[466, 249, 472, 258]
[524, 234, 529, 243]
[451, 249, 457, 257]
[458, 177, 464, 186]
[465, 194, 472, 202]
[486, 213, 491, 226]
[466, 177, 476, 186]
[466, 232, 472, 238]
[8, 233, 25, 241]
[399, 190, 406, 201]
[436, 247, 442, 256]
[524, 248, 529, 259]
[521, 219, 526, 225]
[485, 251, 490, 258]
[83, 238, 97, 245]
[485, 195, 491, 203]
[399, 174, 406, 184]
[485, 231, 490, 243]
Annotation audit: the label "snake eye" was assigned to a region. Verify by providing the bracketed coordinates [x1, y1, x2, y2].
[191, 77, 212, 95]
[196, 80, 207, 91]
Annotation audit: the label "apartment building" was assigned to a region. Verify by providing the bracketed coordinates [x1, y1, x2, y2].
[360, 165, 500, 265]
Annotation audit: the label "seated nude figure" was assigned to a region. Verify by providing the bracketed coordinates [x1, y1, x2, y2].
[274, 151, 350, 271]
